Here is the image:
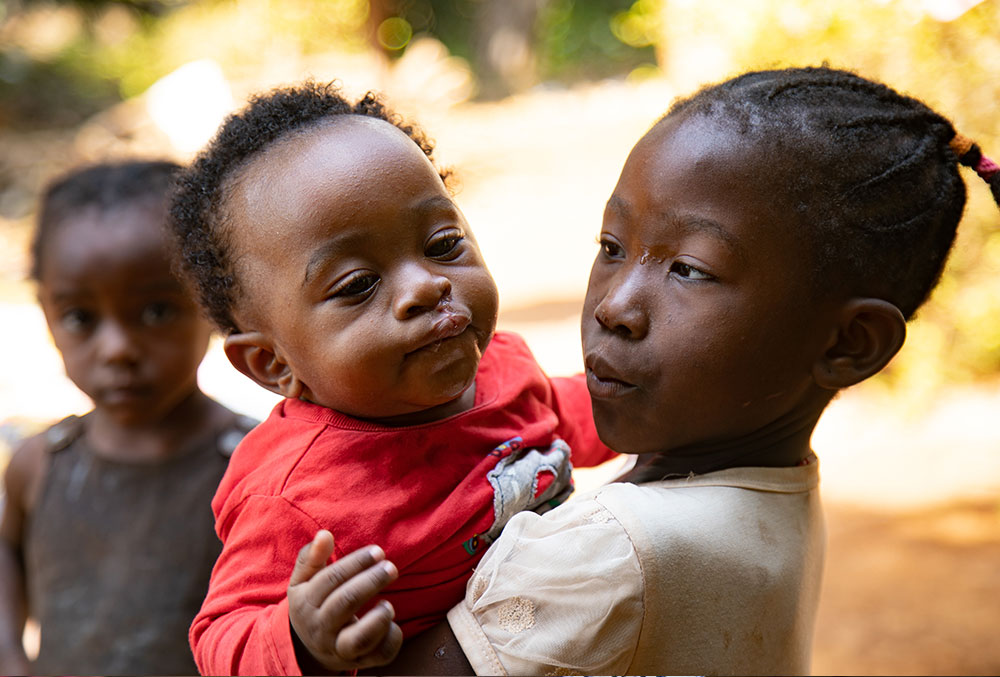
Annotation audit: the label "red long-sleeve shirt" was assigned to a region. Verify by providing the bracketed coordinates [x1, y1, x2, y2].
[191, 332, 615, 675]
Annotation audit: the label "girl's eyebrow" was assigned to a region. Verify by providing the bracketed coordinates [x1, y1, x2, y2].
[606, 194, 746, 260]
[669, 214, 747, 261]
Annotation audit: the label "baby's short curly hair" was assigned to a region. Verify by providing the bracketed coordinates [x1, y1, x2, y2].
[169, 81, 451, 334]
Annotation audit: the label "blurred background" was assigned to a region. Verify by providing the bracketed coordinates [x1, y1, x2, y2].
[0, 0, 998, 673]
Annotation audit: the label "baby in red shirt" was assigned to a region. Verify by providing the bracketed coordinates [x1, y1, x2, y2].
[167, 81, 615, 675]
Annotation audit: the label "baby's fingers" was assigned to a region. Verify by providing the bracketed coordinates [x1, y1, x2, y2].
[289, 530, 336, 587]
[299, 545, 395, 611]
[335, 601, 403, 664]
[316, 556, 398, 625]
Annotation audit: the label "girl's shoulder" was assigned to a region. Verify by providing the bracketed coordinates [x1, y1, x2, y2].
[1, 416, 82, 540]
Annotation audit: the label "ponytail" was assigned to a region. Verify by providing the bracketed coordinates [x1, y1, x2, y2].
[950, 133, 1000, 206]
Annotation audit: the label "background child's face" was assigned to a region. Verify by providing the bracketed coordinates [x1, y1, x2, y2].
[225, 116, 499, 421]
[581, 115, 835, 455]
[37, 204, 213, 426]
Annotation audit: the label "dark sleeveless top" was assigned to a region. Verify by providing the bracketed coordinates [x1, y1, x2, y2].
[25, 413, 256, 676]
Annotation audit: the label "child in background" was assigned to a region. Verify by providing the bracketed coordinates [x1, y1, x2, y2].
[0, 161, 256, 676]
[167, 82, 615, 675]
[362, 66, 1000, 676]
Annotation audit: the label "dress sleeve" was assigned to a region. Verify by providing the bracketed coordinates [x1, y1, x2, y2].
[190, 495, 322, 676]
[548, 374, 618, 467]
[447, 496, 643, 676]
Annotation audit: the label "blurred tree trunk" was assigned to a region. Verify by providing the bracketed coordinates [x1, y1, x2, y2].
[471, 0, 546, 100]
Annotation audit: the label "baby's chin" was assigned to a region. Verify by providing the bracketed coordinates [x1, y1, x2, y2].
[355, 383, 478, 427]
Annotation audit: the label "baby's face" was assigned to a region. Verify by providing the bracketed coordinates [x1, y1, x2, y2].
[37, 205, 213, 426]
[581, 115, 833, 455]
[226, 116, 498, 422]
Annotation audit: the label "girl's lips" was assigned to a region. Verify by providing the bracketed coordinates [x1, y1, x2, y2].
[585, 368, 638, 399]
[100, 384, 152, 405]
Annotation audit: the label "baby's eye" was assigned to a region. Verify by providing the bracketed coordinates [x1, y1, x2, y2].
[332, 272, 380, 300]
[141, 301, 178, 327]
[60, 308, 95, 334]
[670, 261, 713, 281]
[426, 232, 464, 260]
[599, 238, 624, 259]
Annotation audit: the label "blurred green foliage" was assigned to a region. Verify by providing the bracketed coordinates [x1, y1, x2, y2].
[0, 0, 998, 392]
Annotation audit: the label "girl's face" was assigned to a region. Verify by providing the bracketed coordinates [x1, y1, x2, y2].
[225, 116, 499, 423]
[581, 115, 834, 456]
[37, 205, 213, 426]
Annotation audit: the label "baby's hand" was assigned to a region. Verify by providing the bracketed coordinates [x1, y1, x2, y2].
[288, 530, 402, 673]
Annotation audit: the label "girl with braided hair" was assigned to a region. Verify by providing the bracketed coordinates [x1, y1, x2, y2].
[362, 66, 999, 676]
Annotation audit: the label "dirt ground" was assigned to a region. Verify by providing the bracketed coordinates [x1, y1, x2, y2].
[813, 499, 1000, 676]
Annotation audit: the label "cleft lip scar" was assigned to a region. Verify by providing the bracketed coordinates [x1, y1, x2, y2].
[410, 306, 473, 353]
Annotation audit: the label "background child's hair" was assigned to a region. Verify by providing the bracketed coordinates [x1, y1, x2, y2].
[31, 159, 182, 281]
[169, 80, 450, 335]
[660, 66, 999, 319]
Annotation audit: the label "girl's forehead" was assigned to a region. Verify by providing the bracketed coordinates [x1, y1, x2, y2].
[609, 115, 810, 261]
[43, 206, 168, 265]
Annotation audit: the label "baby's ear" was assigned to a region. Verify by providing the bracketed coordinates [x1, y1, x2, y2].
[224, 332, 305, 399]
[813, 298, 906, 390]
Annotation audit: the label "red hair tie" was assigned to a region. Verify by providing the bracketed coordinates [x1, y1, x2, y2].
[976, 154, 999, 181]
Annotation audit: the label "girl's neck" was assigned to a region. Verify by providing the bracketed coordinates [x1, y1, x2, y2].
[619, 404, 824, 483]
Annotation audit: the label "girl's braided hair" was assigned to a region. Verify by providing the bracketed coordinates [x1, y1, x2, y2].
[661, 66, 999, 319]
[169, 80, 451, 334]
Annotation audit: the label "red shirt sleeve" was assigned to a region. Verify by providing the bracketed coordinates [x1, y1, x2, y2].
[190, 495, 322, 676]
[548, 373, 618, 467]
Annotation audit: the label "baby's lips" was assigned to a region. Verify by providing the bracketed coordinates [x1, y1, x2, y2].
[430, 310, 472, 341]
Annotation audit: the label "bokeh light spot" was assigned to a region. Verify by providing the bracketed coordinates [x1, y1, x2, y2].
[377, 17, 413, 51]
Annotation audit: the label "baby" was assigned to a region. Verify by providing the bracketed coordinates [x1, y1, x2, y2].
[167, 82, 615, 675]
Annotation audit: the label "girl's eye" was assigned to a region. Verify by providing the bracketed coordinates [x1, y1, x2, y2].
[670, 261, 713, 281]
[332, 272, 380, 299]
[426, 232, 464, 260]
[60, 308, 94, 334]
[141, 301, 177, 327]
[599, 238, 624, 259]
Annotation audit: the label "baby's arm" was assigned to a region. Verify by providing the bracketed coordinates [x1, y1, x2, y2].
[0, 436, 45, 674]
[287, 530, 402, 674]
[548, 374, 618, 467]
[191, 495, 401, 675]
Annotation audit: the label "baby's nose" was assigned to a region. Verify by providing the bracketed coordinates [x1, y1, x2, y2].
[393, 265, 452, 319]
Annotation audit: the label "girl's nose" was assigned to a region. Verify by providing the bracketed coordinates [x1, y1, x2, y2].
[392, 264, 453, 319]
[593, 272, 649, 340]
[95, 319, 142, 364]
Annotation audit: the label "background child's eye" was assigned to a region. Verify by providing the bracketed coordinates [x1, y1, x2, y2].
[426, 233, 463, 259]
[141, 301, 178, 327]
[670, 261, 713, 280]
[60, 308, 94, 334]
[333, 272, 380, 299]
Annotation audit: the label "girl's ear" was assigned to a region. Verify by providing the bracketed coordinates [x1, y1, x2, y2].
[224, 332, 306, 399]
[813, 298, 906, 390]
